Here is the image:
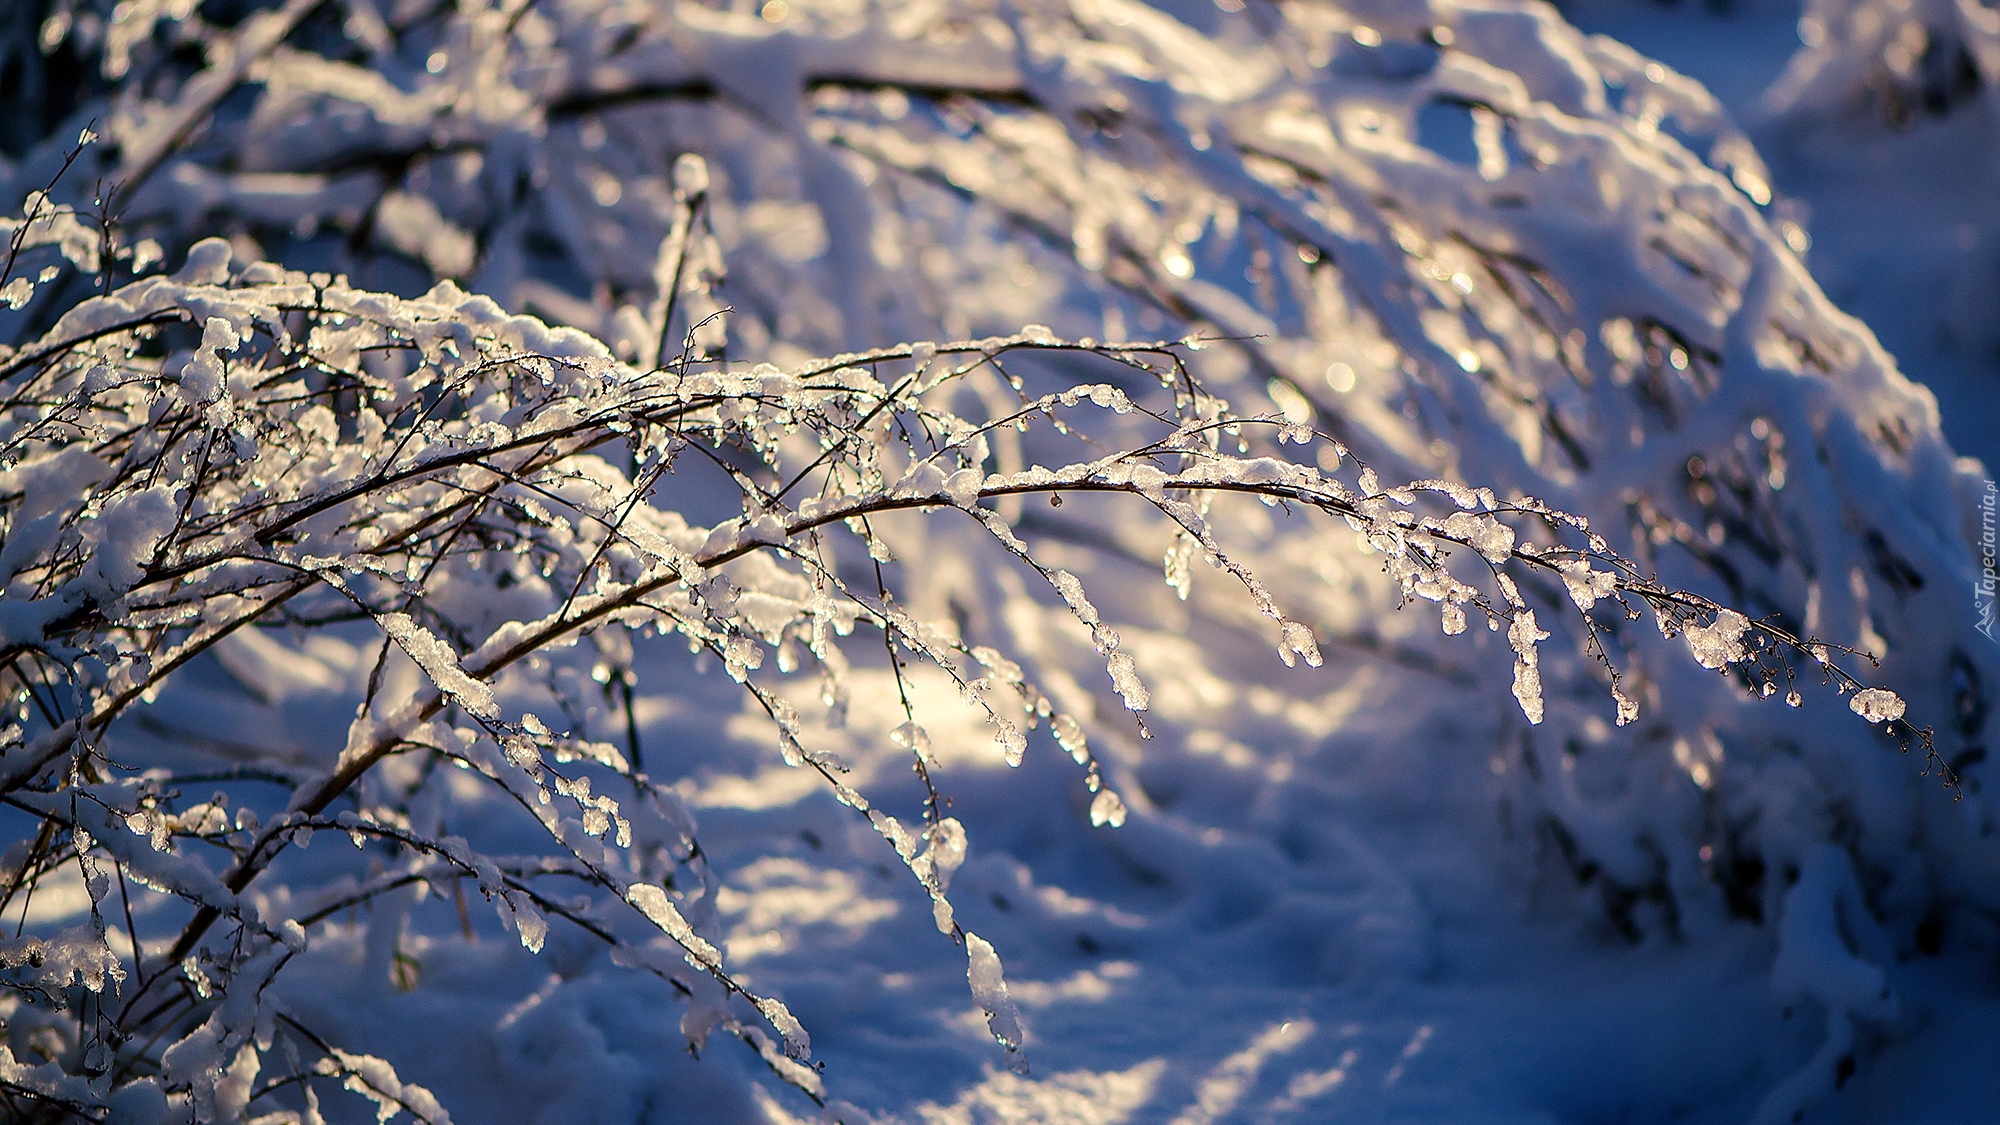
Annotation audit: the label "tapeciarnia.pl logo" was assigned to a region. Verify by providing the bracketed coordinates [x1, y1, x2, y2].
[1979, 480, 1998, 642]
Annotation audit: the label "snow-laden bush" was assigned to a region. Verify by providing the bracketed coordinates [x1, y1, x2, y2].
[1760, 0, 2000, 125]
[0, 0, 1992, 1121]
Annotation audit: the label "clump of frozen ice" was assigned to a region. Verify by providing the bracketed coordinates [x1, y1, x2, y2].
[1682, 609, 1751, 670]
[1848, 687, 1905, 724]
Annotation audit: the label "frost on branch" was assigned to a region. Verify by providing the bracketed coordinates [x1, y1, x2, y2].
[0, 0, 1989, 1118]
[1849, 687, 1907, 724]
[1683, 608, 1752, 671]
[379, 612, 500, 723]
[965, 932, 1029, 1075]
[1508, 609, 1551, 725]
[0, 243, 1940, 1119]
